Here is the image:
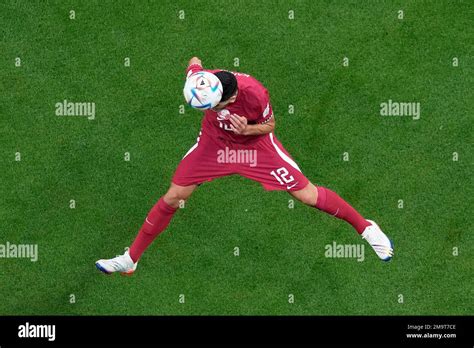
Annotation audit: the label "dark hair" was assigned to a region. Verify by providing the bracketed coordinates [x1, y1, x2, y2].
[214, 71, 238, 102]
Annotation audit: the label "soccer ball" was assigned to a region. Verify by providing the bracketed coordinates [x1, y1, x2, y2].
[183, 71, 223, 109]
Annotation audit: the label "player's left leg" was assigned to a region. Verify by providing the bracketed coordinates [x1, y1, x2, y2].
[239, 133, 393, 261]
[289, 182, 393, 261]
[290, 182, 370, 234]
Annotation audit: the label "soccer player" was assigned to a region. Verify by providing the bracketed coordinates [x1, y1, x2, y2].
[96, 57, 393, 274]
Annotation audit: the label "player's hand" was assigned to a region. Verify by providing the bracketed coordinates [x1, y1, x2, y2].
[229, 114, 248, 135]
[188, 57, 202, 66]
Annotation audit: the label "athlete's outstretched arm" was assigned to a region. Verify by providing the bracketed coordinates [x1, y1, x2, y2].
[186, 57, 203, 77]
[229, 114, 275, 135]
[188, 56, 202, 66]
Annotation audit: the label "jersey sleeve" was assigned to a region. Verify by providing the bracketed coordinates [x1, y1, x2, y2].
[186, 63, 203, 77]
[247, 87, 274, 124]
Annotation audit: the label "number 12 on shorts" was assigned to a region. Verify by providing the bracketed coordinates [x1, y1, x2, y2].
[270, 167, 295, 185]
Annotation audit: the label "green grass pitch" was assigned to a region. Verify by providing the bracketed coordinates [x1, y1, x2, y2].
[0, 0, 472, 315]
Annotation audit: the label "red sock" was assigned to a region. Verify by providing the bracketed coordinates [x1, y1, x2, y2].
[129, 197, 177, 262]
[315, 186, 371, 234]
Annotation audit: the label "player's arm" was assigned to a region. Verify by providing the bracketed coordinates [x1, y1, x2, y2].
[229, 114, 275, 135]
[186, 56, 203, 76]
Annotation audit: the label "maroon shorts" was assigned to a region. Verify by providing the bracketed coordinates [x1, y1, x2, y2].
[172, 131, 309, 191]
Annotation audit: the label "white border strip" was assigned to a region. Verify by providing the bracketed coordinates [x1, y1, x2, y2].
[182, 143, 198, 159]
[269, 133, 302, 172]
[182, 131, 202, 159]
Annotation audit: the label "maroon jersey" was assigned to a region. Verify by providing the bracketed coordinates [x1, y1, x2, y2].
[186, 64, 273, 144]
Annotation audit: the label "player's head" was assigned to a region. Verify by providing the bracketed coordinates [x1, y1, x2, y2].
[212, 71, 238, 111]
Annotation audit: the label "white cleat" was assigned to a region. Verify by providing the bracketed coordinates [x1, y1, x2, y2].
[95, 248, 137, 275]
[361, 220, 394, 261]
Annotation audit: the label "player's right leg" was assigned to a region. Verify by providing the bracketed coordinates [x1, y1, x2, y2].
[95, 130, 233, 275]
[95, 183, 196, 275]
